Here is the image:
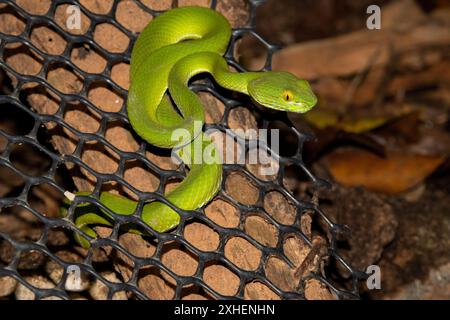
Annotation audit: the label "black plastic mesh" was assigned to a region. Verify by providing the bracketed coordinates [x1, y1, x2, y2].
[0, 0, 365, 300]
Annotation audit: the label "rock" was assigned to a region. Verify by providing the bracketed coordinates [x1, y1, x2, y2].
[0, 241, 46, 270]
[89, 272, 127, 300]
[0, 276, 17, 298]
[384, 262, 450, 300]
[320, 186, 398, 275]
[305, 279, 336, 300]
[15, 275, 56, 300]
[370, 181, 450, 299]
[244, 281, 280, 300]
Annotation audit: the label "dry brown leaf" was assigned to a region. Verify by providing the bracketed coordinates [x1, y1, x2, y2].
[326, 148, 445, 193]
[303, 108, 390, 133]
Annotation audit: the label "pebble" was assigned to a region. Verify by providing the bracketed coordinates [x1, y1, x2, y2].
[0, 276, 17, 298]
[15, 275, 56, 300]
[89, 271, 128, 300]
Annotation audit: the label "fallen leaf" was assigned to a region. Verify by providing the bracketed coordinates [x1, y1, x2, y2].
[326, 148, 446, 193]
[303, 108, 390, 134]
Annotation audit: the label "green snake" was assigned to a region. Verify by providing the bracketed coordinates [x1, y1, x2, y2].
[62, 6, 317, 248]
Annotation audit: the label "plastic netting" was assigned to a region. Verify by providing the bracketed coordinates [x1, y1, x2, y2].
[0, 0, 365, 300]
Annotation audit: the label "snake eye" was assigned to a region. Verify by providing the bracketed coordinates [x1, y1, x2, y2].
[283, 90, 294, 102]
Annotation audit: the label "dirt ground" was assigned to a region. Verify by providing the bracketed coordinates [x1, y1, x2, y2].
[243, 0, 450, 299]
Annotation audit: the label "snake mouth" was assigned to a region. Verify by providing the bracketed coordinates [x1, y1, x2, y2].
[248, 96, 282, 111]
[259, 101, 312, 113]
[250, 96, 316, 114]
[291, 101, 315, 113]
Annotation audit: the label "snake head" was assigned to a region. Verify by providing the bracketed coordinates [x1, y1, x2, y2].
[247, 72, 317, 113]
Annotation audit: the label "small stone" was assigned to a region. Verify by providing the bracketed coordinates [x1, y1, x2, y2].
[305, 279, 336, 300]
[15, 275, 55, 300]
[0, 276, 17, 297]
[89, 272, 128, 300]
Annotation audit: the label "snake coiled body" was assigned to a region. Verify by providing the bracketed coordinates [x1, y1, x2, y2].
[64, 7, 317, 248]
